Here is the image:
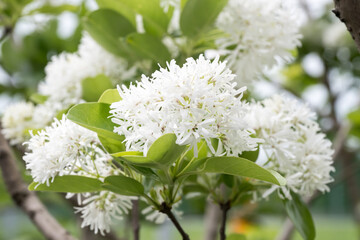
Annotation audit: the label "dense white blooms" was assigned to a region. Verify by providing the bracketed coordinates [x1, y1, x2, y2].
[246, 95, 334, 198]
[110, 55, 259, 156]
[216, 0, 301, 85]
[39, 34, 136, 112]
[2, 102, 35, 145]
[23, 116, 112, 185]
[75, 191, 133, 235]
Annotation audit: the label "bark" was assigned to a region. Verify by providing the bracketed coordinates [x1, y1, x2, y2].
[0, 130, 76, 240]
[204, 199, 222, 240]
[333, 0, 360, 51]
[131, 199, 140, 240]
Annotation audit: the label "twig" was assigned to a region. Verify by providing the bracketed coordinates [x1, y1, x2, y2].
[131, 199, 140, 240]
[0, 129, 76, 240]
[159, 202, 190, 240]
[219, 201, 231, 240]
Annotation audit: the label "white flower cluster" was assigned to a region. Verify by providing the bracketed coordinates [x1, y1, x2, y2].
[246, 95, 334, 198]
[2, 102, 36, 145]
[1, 101, 55, 145]
[216, 0, 301, 85]
[75, 191, 133, 235]
[39, 34, 136, 113]
[24, 116, 134, 235]
[23, 115, 112, 185]
[110, 55, 260, 156]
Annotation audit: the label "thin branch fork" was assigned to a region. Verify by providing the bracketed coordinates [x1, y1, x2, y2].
[0, 130, 76, 240]
[160, 202, 190, 240]
[219, 201, 231, 240]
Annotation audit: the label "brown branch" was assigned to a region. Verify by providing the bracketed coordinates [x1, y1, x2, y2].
[0, 129, 76, 240]
[131, 199, 140, 240]
[159, 202, 190, 240]
[219, 201, 231, 240]
[333, 0, 360, 51]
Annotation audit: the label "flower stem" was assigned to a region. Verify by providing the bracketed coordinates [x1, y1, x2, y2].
[159, 202, 190, 240]
[219, 201, 231, 240]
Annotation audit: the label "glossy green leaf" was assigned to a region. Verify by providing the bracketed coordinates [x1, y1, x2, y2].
[239, 148, 259, 162]
[103, 175, 144, 196]
[180, 0, 228, 36]
[29, 176, 103, 193]
[98, 89, 121, 104]
[201, 157, 286, 186]
[83, 8, 136, 57]
[30, 93, 48, 104]
[97, 0, 169, 36]
[118, 134, 187, 169]
[283, 191, 316, 240]
[67, 103, 125, 153]
[81, 74, 114, 102]
[27, 4, 78, 15]
[112, 151, 143, 157]
[127, 33, 171, 65]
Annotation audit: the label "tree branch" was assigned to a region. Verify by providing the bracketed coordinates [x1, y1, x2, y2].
[159, 202, 190, 240]
[219, 201, 231, 240]
[0, 129, 76, 240]
[204, 199, 222, 240]
[333, 0, 360, 51]
[131, 199, 140, 240]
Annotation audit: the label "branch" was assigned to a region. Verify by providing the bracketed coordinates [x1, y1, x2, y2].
[159, 202, 190, 240]
[0, 129, 76, 240]
[204, 199, 222, 240]
[219, 201, 231, 240]
[333, 0, 360, 51]
[131, 199, 140, 240]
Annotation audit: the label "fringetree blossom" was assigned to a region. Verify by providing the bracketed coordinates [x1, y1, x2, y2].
[110, 55, 260, 156]
[216, 0, 301, 85]
[39, 34, 136, 112]
[23, 116, 133, 234]
[246, 95, 334, 199]
[2, 102, 36, 145]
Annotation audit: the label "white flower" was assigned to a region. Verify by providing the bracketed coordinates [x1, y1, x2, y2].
[110, 55, 259, 156]
[216, 0, 301, 86]
[75, 191, 133, 235]
[246, 95, 334, 198]
[23, 115, 112, 185]
[1, 102, 35, 145]
[39, 34, 137, 112]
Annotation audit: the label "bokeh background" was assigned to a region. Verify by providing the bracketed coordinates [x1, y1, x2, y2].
[0, 0, 359, 239]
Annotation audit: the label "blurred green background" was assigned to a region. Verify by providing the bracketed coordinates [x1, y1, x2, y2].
[0, 0, 359, 239]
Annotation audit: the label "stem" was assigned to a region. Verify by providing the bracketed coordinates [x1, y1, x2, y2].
[159, 202, 190, 240]
[219, 201, 231, 240]
[131, 199, 140, 240]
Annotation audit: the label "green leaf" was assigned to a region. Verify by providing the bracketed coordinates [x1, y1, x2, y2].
[227, 233, 246, 240]
[239, 148, 259, 162]
[112, 151, 143, 157]
[127, 33, 171, 65]
[180, 0, 228, 36]
[118, 134, 187, 169]
[30, 93, 48, 104]
[29, 176, 103, 193]
[98, 89, 121, 104]
[83, 8, 136, 57]
[201, 157, 286, 186]
[81, 74, 114, 102]
[348, 109, 360, 125]
[67, 102, 126, 153]
[97, 0, 169, 36]
[283, 191, 316, 240]
[183, 184, 208, 195]
[103, 175, 144, 196]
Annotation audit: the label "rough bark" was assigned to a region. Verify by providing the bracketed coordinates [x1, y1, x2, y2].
[0, 130, 76, 240]
[333, 0, 360, 51]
